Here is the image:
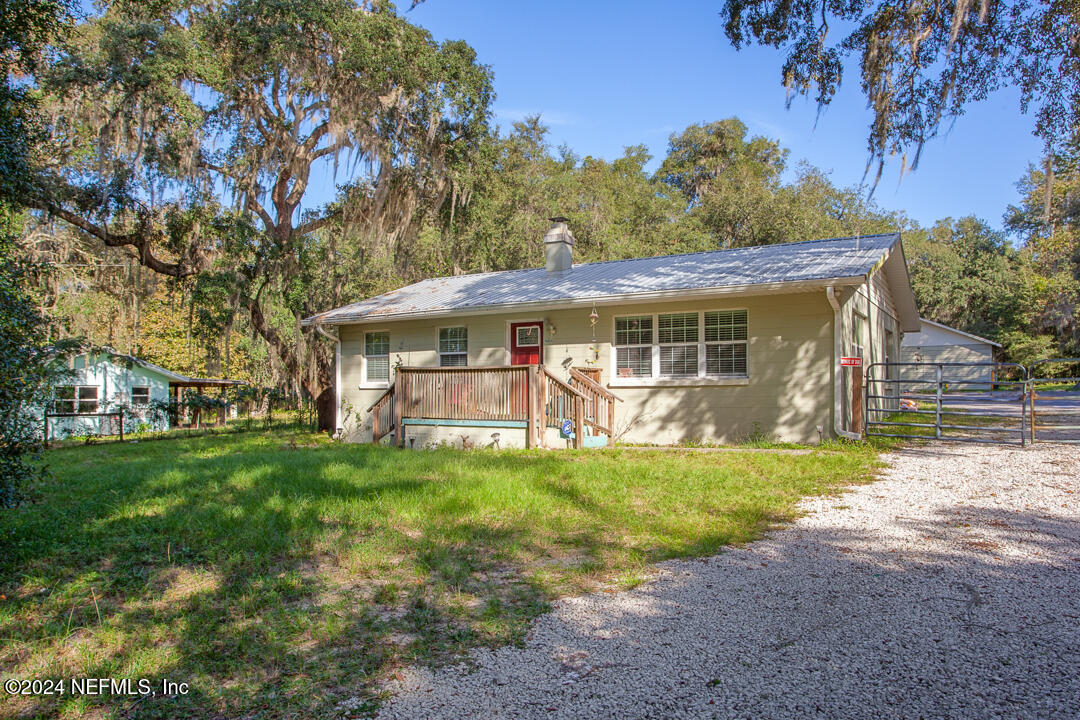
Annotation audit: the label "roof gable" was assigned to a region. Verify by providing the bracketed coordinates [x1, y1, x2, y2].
[907, 319, 1002, 348]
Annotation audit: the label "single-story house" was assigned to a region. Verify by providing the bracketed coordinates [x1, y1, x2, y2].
[45, 349, 243, 440]
[304, 220, 921, 447]
[901, 319, 1002, 387]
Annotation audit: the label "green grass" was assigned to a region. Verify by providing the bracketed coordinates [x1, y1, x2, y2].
[1, 431, 884, 719]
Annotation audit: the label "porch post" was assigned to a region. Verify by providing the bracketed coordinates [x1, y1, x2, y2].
[607, 396, 615, 447]
[393, 370, 404, 448]
[526, 366, 536, 449]
[573, 393, 584, 450]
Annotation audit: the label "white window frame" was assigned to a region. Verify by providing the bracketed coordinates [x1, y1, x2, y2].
[613, 315, 654, 379]
[657, 312, 700, 379]
[704, 309, 749, 379]
[131, 386, 151, 405]
[437, 325, 468, 367]
[610, 310, 750, 387]
[361, 329, 391, 388]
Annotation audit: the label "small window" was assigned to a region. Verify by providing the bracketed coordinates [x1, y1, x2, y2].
[515, 325, 540, 347]
[79, 386, 100, 414]
[704, 310, 748, 377]
[852, 313, 866, 359]
[55, 386, 77, 414]
[132, 386, 151, 405]
[439, 327, 468, 367]
[364, 331, 390, 383]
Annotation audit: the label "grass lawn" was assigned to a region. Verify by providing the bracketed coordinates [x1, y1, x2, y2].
[1, 432, 883, 719]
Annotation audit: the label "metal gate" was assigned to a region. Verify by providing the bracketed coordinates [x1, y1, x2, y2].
[1028, 359, 1080, 444]
[864, 362, 1029, 445]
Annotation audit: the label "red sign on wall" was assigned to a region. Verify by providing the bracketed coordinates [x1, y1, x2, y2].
[840, 357, 863, 367]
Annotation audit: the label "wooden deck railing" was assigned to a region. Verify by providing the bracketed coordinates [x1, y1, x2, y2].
[366, 385, 396, 444]
[568, 367, 622, 438]
[398, 366, 532, 421]
[369, 364, 617, 449]
[540, 366, 586, 448]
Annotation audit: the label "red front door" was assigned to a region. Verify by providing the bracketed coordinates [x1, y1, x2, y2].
[510, 322, 543, 365]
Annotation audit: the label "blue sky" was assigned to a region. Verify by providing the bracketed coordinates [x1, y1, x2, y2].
[404, 0, 1044, 232]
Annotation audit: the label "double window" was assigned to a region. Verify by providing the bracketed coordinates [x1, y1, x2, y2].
[55, 386, 100, 414]
[364, 331, 390, 383]
[614, 310, 748, 380]
[438, 327, 468, 367]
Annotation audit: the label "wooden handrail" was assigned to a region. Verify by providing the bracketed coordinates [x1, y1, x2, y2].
[568, 368, 623, 402]
[365, 385, 395, 413]
[542, 366, 585, 398]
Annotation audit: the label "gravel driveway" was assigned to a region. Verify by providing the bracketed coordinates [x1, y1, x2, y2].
[374, 444, 1080, 720]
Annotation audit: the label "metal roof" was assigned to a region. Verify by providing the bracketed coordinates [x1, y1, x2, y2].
[304, 233, 908, 325]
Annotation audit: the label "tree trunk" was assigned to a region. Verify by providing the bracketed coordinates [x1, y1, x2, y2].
[316, 386, 335, 434]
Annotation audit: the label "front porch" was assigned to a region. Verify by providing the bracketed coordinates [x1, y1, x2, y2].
[366, 365, 620, 449]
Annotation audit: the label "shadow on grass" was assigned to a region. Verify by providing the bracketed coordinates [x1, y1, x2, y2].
[1, 435, 873, 718]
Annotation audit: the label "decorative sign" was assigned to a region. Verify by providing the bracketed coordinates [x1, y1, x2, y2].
[561, 419, 573, 436]
[840, 357, 863, 367]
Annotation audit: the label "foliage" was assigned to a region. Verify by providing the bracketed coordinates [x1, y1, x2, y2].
[29, 0, 495, 430]
[1, 0, 73, 506]
[904, 217, 1022, 340]
[0, 232, 57, 506]
[721, 0, 1080, 181]
[0, 432, 881, 717]
[1005, 136, 1080, 357]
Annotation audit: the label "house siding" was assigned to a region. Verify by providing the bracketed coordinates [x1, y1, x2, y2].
[338, 290, 838, 445]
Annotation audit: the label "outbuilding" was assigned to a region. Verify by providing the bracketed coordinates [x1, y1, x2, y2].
[45, 349, 244, 440]
[900, 319, 1001, 387]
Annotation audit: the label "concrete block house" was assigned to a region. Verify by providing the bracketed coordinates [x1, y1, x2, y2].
[304, 220, 920, 448]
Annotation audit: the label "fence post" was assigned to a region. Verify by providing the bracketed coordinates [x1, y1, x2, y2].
[118, 410, 124, 442]
[43, 415, 49, 450]
[851, 367, 864, 436]
[935, 364, 943, 440]
[1019, 377, 1026, 447]
[1029, 380, 1037, 444]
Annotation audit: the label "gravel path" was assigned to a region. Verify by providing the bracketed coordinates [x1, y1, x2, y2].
[374, 444, 1080, 720]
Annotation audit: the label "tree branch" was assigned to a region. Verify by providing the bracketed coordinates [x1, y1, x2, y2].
[28, 198, 195, 278]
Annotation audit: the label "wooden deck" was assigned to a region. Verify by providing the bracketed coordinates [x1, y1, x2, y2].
[366, 365, 620, 448]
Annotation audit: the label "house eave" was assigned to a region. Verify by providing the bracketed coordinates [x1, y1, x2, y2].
[302, 275, 868, 326]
